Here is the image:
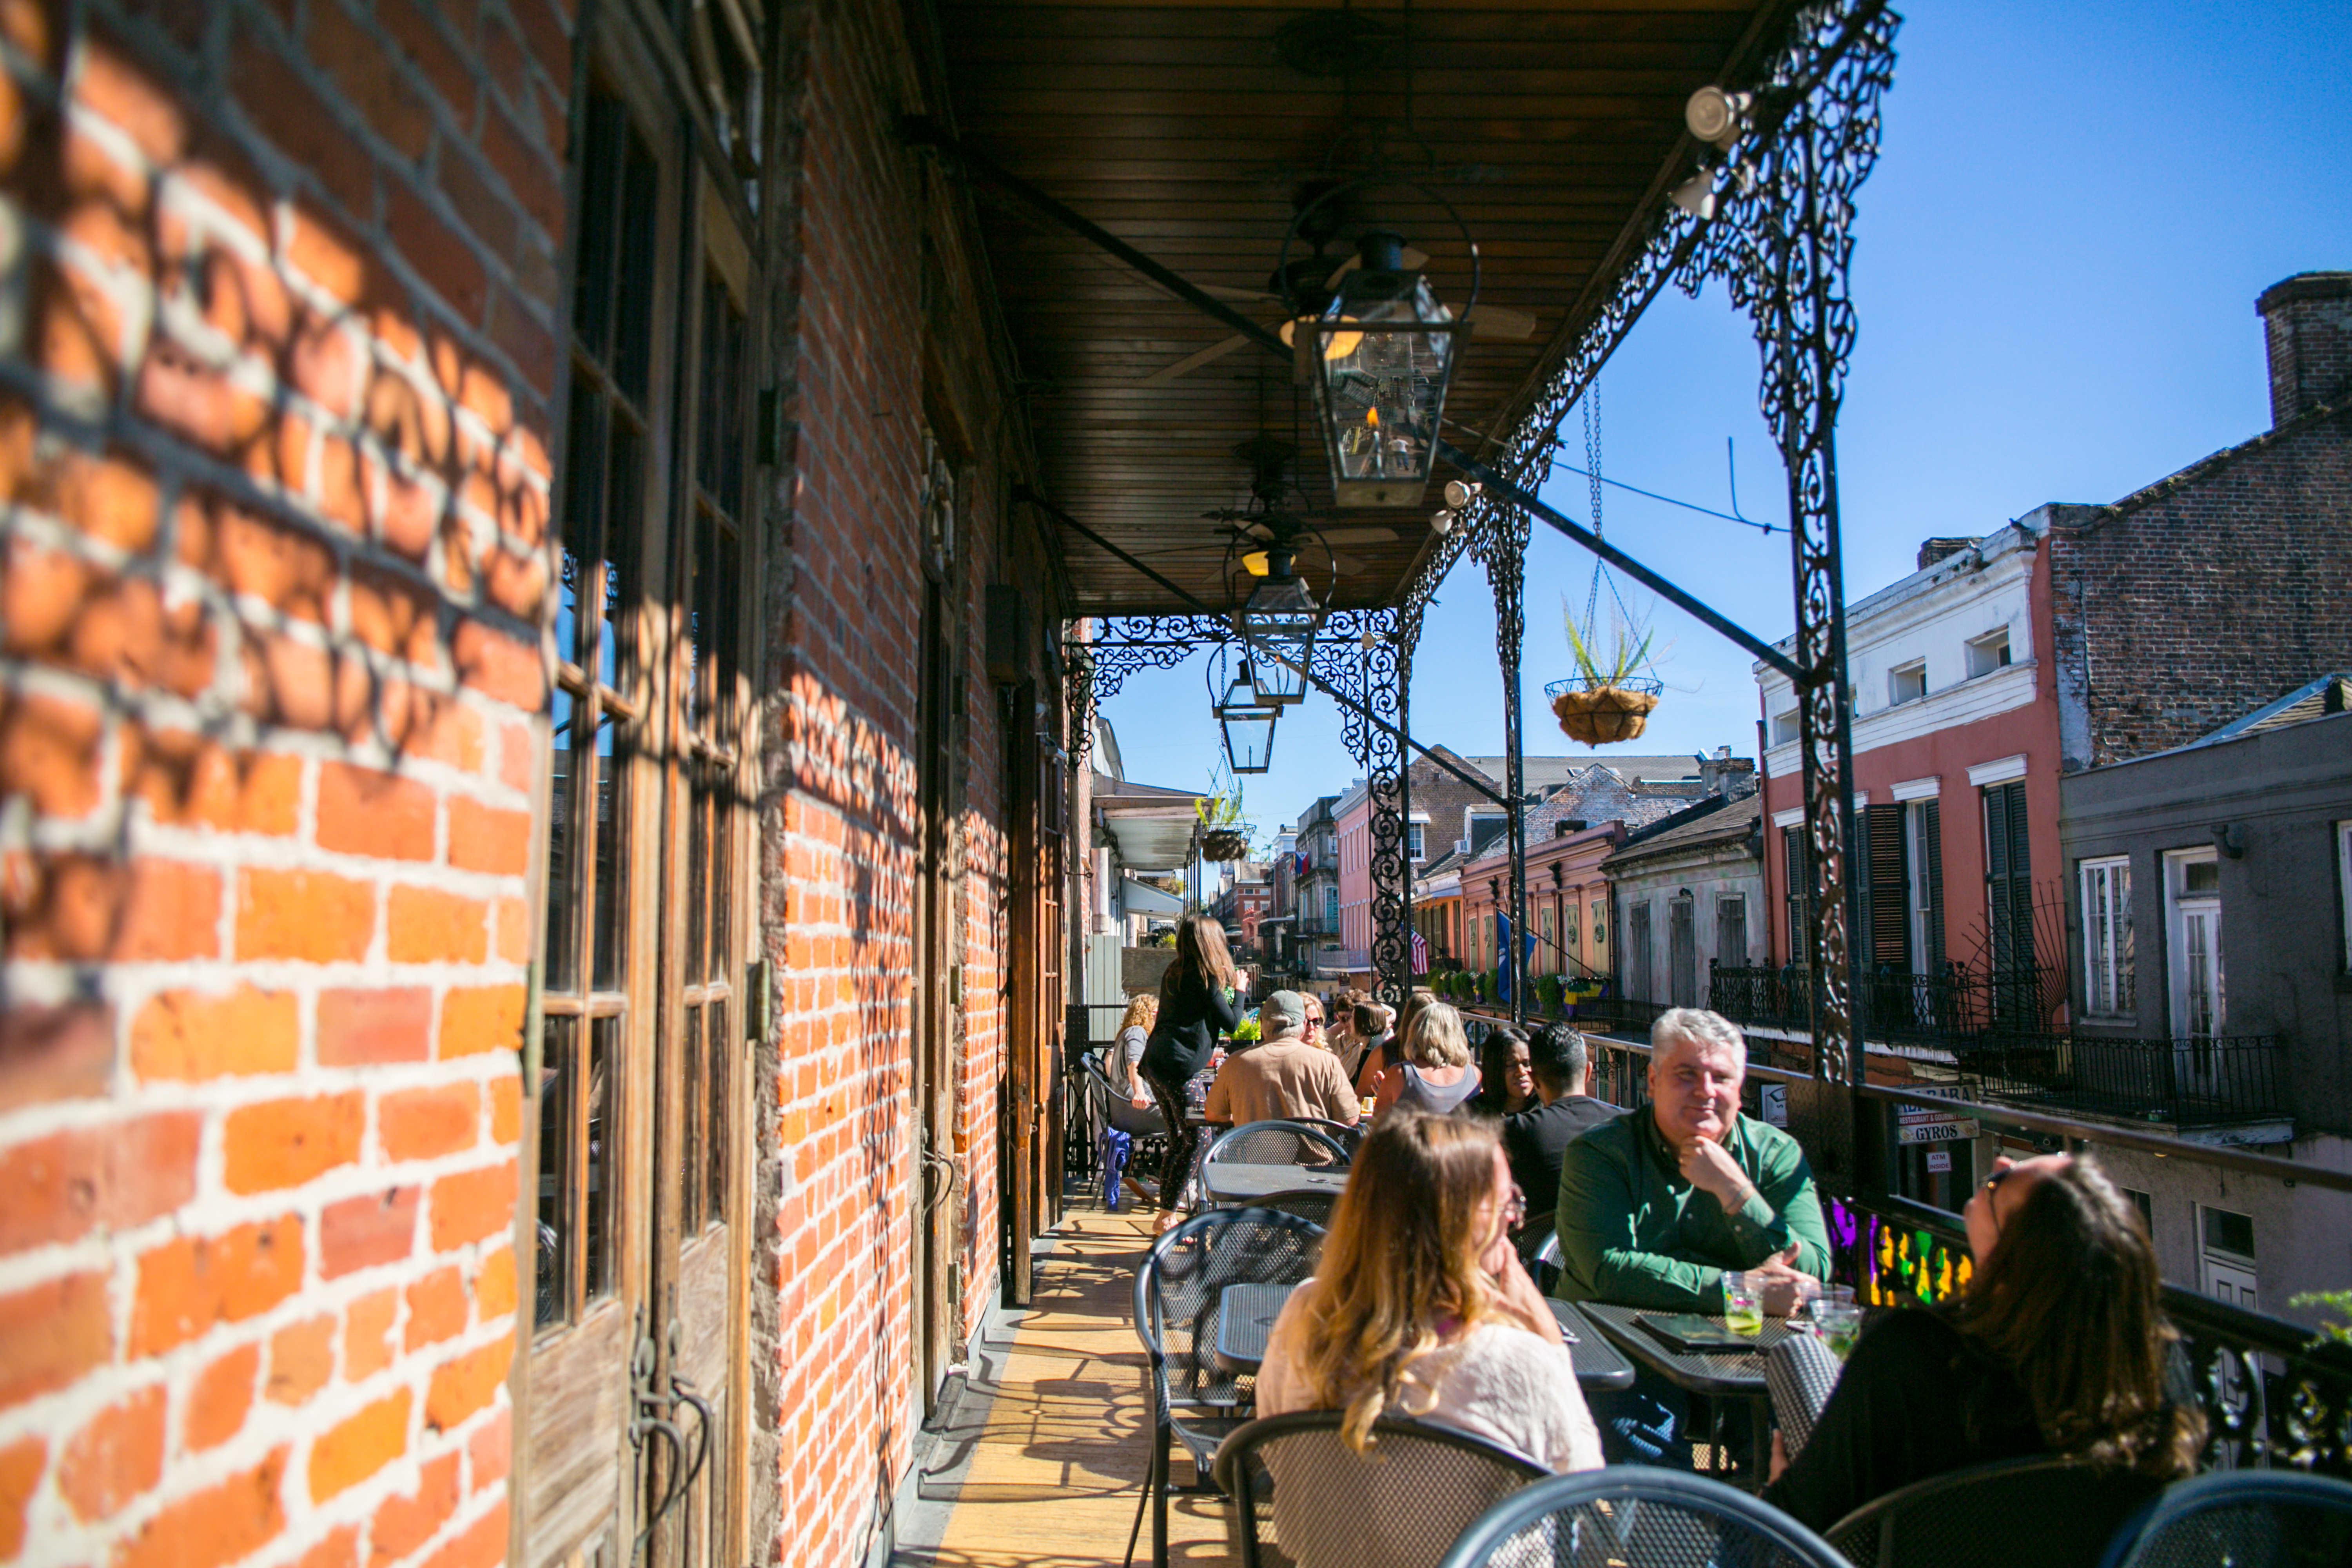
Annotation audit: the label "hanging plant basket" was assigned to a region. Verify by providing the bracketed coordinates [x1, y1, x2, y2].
[1546, 676, 1663, 747]
[1201, 829, 1250, 862]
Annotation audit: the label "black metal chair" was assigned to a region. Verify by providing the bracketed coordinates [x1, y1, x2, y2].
[1129, 1207, 1327, 1568]
[1245, 1188, 1337, 1230]
[1212, 1410, 1545, 1568]
[2100, 1468, 2352, 1568]
[1082, 1053, 1169, 1209]
[1823, 1454, 2163, 1568]
[1203, 1118, 1352, 1170]
[1437, 1467, 1848, 1568]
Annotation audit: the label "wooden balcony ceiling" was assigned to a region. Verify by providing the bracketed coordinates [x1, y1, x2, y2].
[936, 0, 1795, 617]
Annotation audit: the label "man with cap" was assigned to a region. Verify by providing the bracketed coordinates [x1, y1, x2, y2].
[1204, 990, 1363, 1130]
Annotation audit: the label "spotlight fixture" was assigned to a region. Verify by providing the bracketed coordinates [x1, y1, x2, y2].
[1684, 86, 1751, 149]
[1670, 172, 1717, 219]
[1443, 478, 1481, 510]
[1429, 508, 1455, 534]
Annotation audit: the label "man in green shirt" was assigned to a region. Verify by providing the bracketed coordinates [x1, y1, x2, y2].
[1555, 1007, 1831, 1462]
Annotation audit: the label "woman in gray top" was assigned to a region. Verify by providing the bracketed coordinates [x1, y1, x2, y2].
[1372, 1000, 1483, 1118]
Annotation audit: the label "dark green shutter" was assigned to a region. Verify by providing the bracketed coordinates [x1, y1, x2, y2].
[1983, 781, 2033, 973]
[1865, 802, 1908, 970]
[1922, 801, 1945, 969]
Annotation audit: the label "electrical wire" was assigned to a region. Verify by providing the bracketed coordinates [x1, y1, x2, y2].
[1547, 456, 1786, 535]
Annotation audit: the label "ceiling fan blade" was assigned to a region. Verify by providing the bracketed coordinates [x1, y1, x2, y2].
[1315, 526, 1399, 545]
[1200, 283, 1283, 303]
[1324, 245, 1431, 290]
[1464, 302, 1538, 340]
[1140, 334, 1249, 386]
[1328, 550, 1366, 575]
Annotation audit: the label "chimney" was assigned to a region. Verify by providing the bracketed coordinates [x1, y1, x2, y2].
[2257, 272, 2352, 426]
[1916, 537, 1980, 572]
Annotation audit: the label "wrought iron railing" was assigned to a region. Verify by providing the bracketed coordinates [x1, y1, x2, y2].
[1710, 963, 2059, 1043]
[1956, 1033, 2286, 1129]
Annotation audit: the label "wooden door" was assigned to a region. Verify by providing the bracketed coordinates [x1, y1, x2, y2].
[524, 30, 759, 1568]
[526, 60, 677, 1568]
[644, 178, 758, 1568]
[911, 559, 961, 1409]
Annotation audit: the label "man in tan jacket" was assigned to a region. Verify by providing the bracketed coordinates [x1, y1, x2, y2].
[1205, 990, 1362, 1129]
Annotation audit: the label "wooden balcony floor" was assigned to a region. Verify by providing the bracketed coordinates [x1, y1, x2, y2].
[892, 1200, 1230, 1566]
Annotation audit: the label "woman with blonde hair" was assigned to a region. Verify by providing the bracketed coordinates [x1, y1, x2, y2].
[1371, 1000, 1481, 1118]
[1112, 991, 1159, 1105]
[1256, 1110, 1601, 1471]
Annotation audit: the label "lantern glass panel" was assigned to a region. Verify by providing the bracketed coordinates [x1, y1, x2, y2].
[1220, 704, 1278, 773]
[1310, 277, 1458, 508]
[1240, 578, 1318, 705]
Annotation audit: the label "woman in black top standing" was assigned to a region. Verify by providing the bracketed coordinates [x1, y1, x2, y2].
[1764, 1152, 2201, 1532]
[1139, 914, 1242, 1235]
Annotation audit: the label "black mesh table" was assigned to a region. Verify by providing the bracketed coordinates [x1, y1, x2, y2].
[1577, 1301, 1789, 1490]
[1199, 1162, 1350, 1205]
[1214, 1283, 1638, 1394]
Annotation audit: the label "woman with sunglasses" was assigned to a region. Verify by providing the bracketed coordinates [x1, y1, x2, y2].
[1762, 1152, 2201, 1530]
[1255, 1109, 1602, 1472]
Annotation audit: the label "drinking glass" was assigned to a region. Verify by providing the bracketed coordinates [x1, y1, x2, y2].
[1816, 1300, 1862, 1357]
[1722, 1270, 1764, 1336]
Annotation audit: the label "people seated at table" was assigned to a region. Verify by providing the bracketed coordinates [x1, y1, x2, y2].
[1501, 1023, 1619, 1256]
[1370, 1001, 1483, 1118]
[1764, 1152, 2203, 1530]
[1553, 1007, 1830, 1463]
[1257, 1109, 1604, 1473]
[1112, 992, 1158, 1105]
[1138, 914, 1244, 1235]
[1470, 1023, 1537, 1117]
[1321, 985, 1365, 1065]
[1355, 989, 1434, 1101]
[1299, 993, 1329, 1054]
[1203, 990, 1362, 1131]
[1343, 1001, 1393, 1086]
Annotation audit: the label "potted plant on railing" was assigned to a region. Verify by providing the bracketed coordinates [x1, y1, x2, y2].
[1535, 973, 1564, 1015]
[1196, 791, 1252, 863]
[1548, 606, 1664, 746]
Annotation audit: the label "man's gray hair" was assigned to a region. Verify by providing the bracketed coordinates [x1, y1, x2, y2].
[1650, 1007, 1746, 1062]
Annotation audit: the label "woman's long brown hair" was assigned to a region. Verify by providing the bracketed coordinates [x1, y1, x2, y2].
[1161, 913, 1237, 1001]
[1952, 1157, 2203, 1477]
[1290, 1111, 1504, 1450]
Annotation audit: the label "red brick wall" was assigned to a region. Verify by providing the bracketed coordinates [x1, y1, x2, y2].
[2049, 407, 2352, 768]
[752, 1, 1049, 1559]
[0, 1, 562, 1564]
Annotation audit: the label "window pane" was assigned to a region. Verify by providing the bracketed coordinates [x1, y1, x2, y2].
[534, 1014, 575, 1330]
[597, 421, 642, 694]
[557, 372, 605, 670]
[544, 686, 580, 992]
[591, 711, 628, 991]
[688, 780, 709, 984]
[705, 999, 727, 1227]
[612, 134, 660, 405]
[570, 93, 623, 368]
[679, 1006, 702, 1223]
[586, 1015, 618, 1303]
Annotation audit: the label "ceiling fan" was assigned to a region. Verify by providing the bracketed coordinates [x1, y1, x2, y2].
[1141, 247, 1539, 386]
[1200, 435, 1397, 579]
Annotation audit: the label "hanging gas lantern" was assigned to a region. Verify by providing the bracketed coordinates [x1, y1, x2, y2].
[1237, 543, 1319, 705]
[1210, 646, 1279, 773]
[1284, 194, 1479, 509]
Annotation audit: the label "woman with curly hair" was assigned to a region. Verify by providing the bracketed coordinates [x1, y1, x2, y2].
[1764, 1152, 2203, 1529]
[1256, 1109, 1602, 1472]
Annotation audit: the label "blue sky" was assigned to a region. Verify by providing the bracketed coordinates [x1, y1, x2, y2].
[1097, 0, 2352, 838]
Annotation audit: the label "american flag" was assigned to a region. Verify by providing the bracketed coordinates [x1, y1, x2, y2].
[1410, 929, 1429, 974]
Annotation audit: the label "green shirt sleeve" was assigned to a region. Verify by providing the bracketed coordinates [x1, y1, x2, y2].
[1553, 1127, 1726, 1312]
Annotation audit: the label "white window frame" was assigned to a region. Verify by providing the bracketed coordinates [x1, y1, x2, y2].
[1888, 659, 1928, 707]
[1406, 820, 1426, 862]
[2164, 846, 2223, 1043]
[1770, 708, 1800, 747]
[2337, 820, 2352, 973]
[2078, 855, 2133, 1019]
[1965, 626, 2013, 679]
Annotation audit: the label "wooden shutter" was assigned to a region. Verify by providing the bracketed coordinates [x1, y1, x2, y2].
[1865, 803, 1908, 970]
[1983, 781, 2033, 973]
[1922, 801, 1945, 969]
[1782, 825, 1811, 967]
